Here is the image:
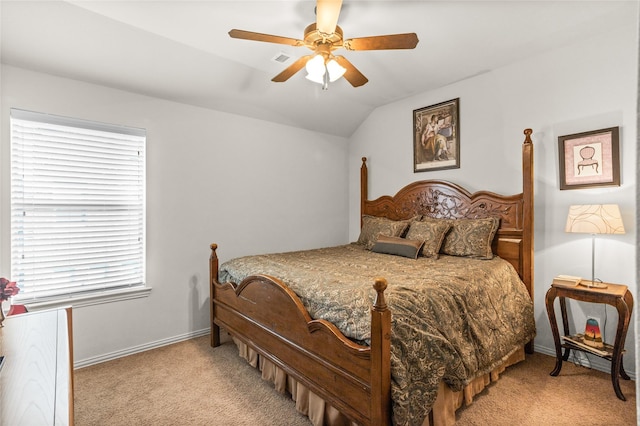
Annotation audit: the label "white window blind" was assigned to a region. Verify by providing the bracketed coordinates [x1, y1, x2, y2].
[10, 109, 146, 304]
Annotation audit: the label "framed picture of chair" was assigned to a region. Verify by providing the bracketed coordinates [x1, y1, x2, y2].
[558, 127, 620, 190]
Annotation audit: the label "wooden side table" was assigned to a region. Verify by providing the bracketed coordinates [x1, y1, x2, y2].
[545, 281, 633, 401]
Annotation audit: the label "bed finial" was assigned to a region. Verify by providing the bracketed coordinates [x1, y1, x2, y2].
[523, 128, 533, 144]
[372, 277, 388, 312]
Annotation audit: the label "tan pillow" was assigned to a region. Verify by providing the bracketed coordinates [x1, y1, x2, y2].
[371, 235, 425, 259]
[405, 220, 452, 259]
[440, 217, 500, 259]
[357, 216, 411, 250]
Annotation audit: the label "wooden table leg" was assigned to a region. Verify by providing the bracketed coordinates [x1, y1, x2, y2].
[558, 297, 571, 361]
[618, 291, 634, 382]
[611, 295, 631, 401]
[545, 287, 563, 376]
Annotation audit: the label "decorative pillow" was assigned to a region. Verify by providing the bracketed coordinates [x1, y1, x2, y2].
[440, 217, 500, 259]
[371, 235, 425, 259]
[357, 216, 411, 250]
[405, 220, 452, 259]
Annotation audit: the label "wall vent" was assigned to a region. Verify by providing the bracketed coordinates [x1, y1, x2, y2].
[272, 52, 292, 63]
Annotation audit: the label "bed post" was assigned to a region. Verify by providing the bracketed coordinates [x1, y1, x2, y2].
[210, 243, 221, 347]
[370, 277, 392, 425]
[361, 157, 368, 228]
[522, 129, 534, 354]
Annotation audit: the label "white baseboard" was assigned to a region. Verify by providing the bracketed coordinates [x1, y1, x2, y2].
[74, 328, 211, 369]
[74, 335, 636, 383]
[534, 344, 636, 381]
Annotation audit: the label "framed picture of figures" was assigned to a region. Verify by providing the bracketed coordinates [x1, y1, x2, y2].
[558, 126, 620, 190]
[413, 98, 460, 172]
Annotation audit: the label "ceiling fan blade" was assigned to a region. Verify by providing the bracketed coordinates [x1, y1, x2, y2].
[229, 29, 303, 46]
[316, 0, 342, 34]
[344, 33, 419, 51]
[272, 55, 314, 82]
[334, 56, 368, 87]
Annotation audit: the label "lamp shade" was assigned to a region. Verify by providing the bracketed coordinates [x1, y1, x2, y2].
[305, 54, 325, 82]
[565, 204, 625, 235]
[325, 59, 346, 82]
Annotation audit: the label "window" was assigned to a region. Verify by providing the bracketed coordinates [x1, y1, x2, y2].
[10, 109, 148, 308]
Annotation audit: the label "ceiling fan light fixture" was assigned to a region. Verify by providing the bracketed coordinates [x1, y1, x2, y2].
[305, 54, 326, 80]
[326, 58, 346, 82]
[305, 55, 346, 87]
[305, 73, 325, 84]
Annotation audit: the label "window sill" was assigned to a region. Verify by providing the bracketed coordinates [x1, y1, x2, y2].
[14, 286, 152, 311]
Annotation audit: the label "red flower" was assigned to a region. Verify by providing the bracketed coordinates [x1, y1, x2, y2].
[0, 278, 19, 302]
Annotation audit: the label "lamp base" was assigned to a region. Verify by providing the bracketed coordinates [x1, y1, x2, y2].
[579, 280, 608, 289]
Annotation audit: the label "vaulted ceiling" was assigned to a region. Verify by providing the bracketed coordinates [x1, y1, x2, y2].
[1, 1, 636, 137]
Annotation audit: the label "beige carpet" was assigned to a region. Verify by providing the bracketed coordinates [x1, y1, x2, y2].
[455, 351, 636, 426]
[74, 335, 636, 426]
[74, 334, 310, 426]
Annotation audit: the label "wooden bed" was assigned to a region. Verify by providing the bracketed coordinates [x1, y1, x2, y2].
[209, 129, 534, 425]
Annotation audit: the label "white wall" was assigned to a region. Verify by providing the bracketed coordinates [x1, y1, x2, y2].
[0, 65, 349, 365]
[348, 20, 638, 377]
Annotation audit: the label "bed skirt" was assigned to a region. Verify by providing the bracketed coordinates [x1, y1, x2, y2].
[231, 335, 525, 426]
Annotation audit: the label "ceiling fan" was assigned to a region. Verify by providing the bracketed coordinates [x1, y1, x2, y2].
[228, 0, 419, 89]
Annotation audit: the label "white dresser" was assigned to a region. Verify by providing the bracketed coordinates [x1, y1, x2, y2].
[0, 307, 74, 425]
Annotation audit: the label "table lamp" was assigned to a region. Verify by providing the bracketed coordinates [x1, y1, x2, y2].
[565, 204, 625, 288]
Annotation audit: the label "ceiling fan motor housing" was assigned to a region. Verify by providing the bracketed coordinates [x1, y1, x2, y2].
[303, 23, 343, 51]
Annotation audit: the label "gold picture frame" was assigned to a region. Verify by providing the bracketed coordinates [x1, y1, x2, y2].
[558, 127, 620, 190]
[413, 98, 460, 172]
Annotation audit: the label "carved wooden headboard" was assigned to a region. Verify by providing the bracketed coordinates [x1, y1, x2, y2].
[360, 129, 534, 303]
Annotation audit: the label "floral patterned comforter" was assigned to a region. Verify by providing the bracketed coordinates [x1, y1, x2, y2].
[218, 243, 536, 426]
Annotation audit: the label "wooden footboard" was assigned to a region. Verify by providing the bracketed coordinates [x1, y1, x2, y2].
[210, 244, 392, 425]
